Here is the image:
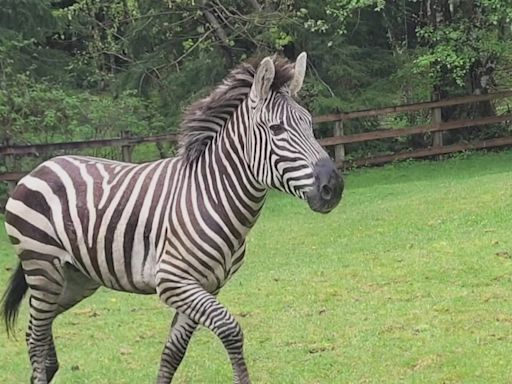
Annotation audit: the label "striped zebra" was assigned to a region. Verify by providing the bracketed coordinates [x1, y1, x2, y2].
[1, 52, 343, 384]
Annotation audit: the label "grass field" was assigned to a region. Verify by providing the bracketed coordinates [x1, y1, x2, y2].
[1, 151, 512, 383]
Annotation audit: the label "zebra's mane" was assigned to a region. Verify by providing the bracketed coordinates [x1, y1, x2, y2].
[177, 56, 295, 162]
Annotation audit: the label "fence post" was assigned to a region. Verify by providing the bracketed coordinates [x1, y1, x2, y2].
[121, 130, 133, 163]
[3, 137, 17, 195]
[333, 120, 345, 165]
[432, 106, 443, 149]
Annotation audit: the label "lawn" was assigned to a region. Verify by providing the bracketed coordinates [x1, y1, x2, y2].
[1, 151, 512, 383]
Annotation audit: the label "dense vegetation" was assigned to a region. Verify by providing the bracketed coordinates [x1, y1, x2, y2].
[1, 0, 512, 149]
[1, 150, 512, 382]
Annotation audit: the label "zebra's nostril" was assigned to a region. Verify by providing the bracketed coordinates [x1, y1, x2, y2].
[320, 184, 332, 200]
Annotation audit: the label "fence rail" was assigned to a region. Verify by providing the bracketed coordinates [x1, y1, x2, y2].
[351, 136, 512, 167]
[0, 133, 179, 156]
[311, 90, 512, 123]
[2, 91, 512, 190]
[317, 113, 512, 147]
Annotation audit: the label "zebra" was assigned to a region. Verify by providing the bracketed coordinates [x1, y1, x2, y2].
[1, 52, 343, 384]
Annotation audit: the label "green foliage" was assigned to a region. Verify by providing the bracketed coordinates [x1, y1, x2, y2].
[1, 0, 512, 167]
[298, 0, 385, 35]
[0, 73, 165, 144]
[0, 0, 56, 41]
[414, 1, 512, 92]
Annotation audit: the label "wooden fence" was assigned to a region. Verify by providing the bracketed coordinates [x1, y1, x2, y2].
[314, 90, 512, 167]
[2, 90, 512, 192]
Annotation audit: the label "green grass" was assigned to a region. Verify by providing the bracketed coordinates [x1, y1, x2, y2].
[1, 150, 512, 383]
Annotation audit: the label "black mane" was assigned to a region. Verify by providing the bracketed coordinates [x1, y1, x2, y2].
[177, 56, 295, 162]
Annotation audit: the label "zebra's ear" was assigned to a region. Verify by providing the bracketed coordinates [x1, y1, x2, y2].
[250, 57, 275, 104]
[289, 52, 307, 96]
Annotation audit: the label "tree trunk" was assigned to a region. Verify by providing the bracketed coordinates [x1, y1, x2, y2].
[244, 0, 260, 11]
[198, 0, 233, 66]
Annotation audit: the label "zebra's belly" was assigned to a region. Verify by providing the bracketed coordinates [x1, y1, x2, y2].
[66, 229, 161, 294]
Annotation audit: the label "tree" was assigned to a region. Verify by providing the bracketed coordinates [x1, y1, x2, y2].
[1, 0, 511, 151]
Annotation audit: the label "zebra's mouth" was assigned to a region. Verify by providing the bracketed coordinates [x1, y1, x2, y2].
[306, 158, 343, 214]
[307, 191, 342, 214]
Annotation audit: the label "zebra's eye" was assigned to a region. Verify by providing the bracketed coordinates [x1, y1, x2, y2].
[269, 124, 286, 136]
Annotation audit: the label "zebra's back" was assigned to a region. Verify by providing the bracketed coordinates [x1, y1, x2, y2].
[5, 155, 181, 293]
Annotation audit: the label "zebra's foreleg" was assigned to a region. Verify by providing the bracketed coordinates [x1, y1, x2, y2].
[156, 313, 198, 383]
[159, 283, 250, 384]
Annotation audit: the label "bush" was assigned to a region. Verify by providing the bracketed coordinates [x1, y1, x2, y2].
[1, 73, 169, 145]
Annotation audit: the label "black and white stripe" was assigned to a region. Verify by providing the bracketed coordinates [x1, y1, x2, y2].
[1, 52, 343, 384]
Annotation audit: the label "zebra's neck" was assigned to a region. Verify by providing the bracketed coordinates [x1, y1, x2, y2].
[192, 99, 268, 237]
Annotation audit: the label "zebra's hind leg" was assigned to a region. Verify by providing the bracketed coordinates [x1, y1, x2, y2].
[158, 281, 250, 384]
[22, 252, 65, 384]
[25, 319, 58, 384]
[156, 312, 198, 383]
[24, 256, 99, 384]
[48, 263, 99, 381]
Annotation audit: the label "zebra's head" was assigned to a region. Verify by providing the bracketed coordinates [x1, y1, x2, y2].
[247, 53, 343, 213]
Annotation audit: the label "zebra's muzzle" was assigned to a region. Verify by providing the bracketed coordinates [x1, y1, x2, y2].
[306, 158, 343, 214]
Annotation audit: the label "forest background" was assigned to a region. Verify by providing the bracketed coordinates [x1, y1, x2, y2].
[1, 0, 512, 163]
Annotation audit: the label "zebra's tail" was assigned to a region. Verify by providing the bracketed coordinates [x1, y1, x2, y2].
[1, 262, 28, 337]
